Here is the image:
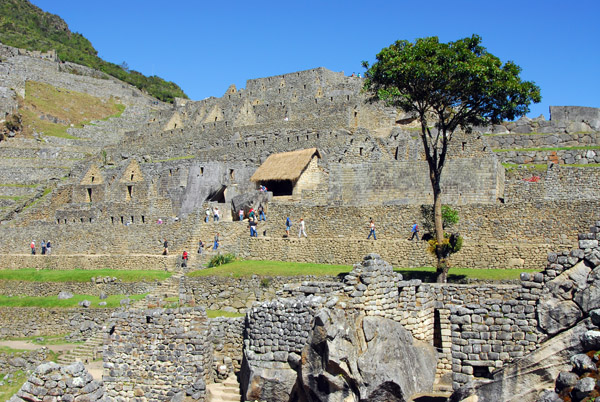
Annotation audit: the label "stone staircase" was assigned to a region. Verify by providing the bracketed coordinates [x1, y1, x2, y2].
[56, 331, 104, 365]
[206, 375, 241, 402]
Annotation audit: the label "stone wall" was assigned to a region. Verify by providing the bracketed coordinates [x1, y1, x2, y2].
[208, 317, 244, 377]
[0, 280, 154, 297]
[103, 307, 213, 401]
[181, 275, 339, 313]
[0, 307, 113, 339]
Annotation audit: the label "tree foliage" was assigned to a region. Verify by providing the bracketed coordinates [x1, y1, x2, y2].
[0, 0, 188, 103]
[363, 35, 541, 282]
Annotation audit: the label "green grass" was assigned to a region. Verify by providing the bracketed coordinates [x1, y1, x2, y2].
[0, 195, 26, 201]
[188, 259, 536, 282]
[493, 145, 600, 152]
[207, 309, 245, 318]
[502, 162, 600, 171]
[145, 155, 195, 163]
[188, 260, 352, 278]
[0, 184, 39, 188]
[0, 369, 28, 401]
[0, 269, 172, 282]
[3, 334, 72, 345]
[0, 293, 146, 308]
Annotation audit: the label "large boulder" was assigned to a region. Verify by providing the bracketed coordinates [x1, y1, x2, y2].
[450, 319, 592, 402]
[296, 308, 437, 402]
[240, 356, 298, 402]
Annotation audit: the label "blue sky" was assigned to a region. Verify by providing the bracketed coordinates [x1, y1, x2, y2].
[30, 0, 599, 119]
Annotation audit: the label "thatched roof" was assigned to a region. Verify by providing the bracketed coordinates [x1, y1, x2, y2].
[251, 148, 320, 182]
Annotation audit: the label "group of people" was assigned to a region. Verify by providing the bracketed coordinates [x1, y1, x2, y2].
[364, 219, 420, 241]
[285, 217, 307, 238]
[205, 207, 220, 223]
[29, 240, 52, 255]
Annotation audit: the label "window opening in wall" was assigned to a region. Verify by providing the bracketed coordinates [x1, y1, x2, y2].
[91, 176, 95, 183]
[127, 185, 133, 200]
[315, 99, 318, 104]
[306, 135, 309, 140]
[330, 97, 333, 102]
[462, 142, 466, 151]
[395, 147, 399, 160]
[254, 141, 256, 146]
[57, 219, 60, 224]
[121, 216, 124, 224]
[262, 140, 265, 145]
[317, 133, 320, 139]
[146, 316, 153, 324]
[86, 188, 92, 202]
[169, 169, 172, 176]
[201, 167, 204, 175]
[433, 309, 443, 350]
[229, 169, 235, 179]
[354, 111, 358, 117]
[80, 218, 84, 223]
[245, 142, 248, 147]
[296, 136, 299, 142]
[287, 137, 290, 143]
[347, 95, 350, 101]
[359, 147, 363, 156]
[64, 219, 67, 224]
[473, 366, 493, 379]
[131, 173, 134, 180]
[141, 216, 145, 223]
[89, 218, 92, 223]
[111, 217, 114, 224]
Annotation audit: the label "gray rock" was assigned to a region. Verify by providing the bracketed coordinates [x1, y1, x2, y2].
[537, 389, 562, 402]
[58, 291, 74, 300]
[78, 300, 91, 308]
[581, 330, 600, 350]
[295, 308, 436, 402]
[570, 353, 597, 373]
[537, 298, 582, 335]
[555, 371, 579, 391]
[572, 377, 596, 400]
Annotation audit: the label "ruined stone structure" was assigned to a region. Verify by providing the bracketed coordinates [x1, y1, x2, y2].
[2, 42, 600, 401]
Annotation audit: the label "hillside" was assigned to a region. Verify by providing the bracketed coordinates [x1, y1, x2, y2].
[0, 0, 188, 103]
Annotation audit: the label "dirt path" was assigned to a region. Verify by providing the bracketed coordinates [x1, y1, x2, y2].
[0, 340, 103, 380]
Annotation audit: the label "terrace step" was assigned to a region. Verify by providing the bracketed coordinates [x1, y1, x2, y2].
[206, 375, 241, 402]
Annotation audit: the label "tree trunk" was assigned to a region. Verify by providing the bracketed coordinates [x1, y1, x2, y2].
[432, 181, 448, 283]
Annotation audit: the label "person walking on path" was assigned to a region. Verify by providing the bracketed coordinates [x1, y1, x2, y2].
[198, 239, 204, 254]
[46, 240, 51, 255]
[285, 216, 292, 237]
[182, 250, 188, 268]
[408, 222, 420, 241]
[367, 218, 376, 240]
[41, 240, 47, 255]
[239, 209, 244, 221]
[298, 218, 307, 238]
[249, 218, 258, 237]
[258, 204, 266, 221]
[213, 233, 220, 250]
[213, 207, 220, 222]
[205, 208, 211, 223]
[163, 239, 169, 255]
[30, 240, 36, 255]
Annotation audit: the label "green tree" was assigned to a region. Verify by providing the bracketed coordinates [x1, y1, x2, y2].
[363, 35, 541, 282]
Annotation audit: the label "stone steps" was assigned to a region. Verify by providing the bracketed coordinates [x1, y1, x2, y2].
[56, 331, 104, 365]
[206, 375, 241, 402]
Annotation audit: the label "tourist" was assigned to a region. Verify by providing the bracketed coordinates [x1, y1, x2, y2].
[163, 239, 168, 255]
[198, 239, 204, 254]
[239, 208, 244, 221]
[182, 250, 188, 268]
[367, 219, 376, 240]
[213, 207, 220, 222]
[285, 216, 292, 237]
[213, 233, 220, 250]
[248, 208, 255, 221]
[298, 218, 307, 238]
[46, 240, 51, 255]
[249, 218, 258, 237]
[258, 204, 266, 221]
[41, 240, 47, 255]
[205, 208, 210, 223]
[408, 222, 419, 241]
[30, 240, 36, 255]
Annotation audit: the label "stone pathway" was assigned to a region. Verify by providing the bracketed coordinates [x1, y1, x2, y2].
[206, 375, 241, 402]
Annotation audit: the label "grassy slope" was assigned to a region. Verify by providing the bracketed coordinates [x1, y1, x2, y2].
[19, 81, 124, 139]
[0, 0, 187, 103]
[0, 268, 171, 282]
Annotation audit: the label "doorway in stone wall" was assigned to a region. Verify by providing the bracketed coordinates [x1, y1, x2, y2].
[262, 180, 293, 197]
[86, 188, 92, 202]
[207, 185, 227, 203]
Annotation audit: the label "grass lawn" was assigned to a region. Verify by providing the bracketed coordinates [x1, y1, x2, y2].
[0, 369, 28, 401]
[207, 309, 245, 318]
[188, 260, 352, 278]
[0, 293, 146, 308]
[0, 269, 171, 282]
[188, 260, 537, 282]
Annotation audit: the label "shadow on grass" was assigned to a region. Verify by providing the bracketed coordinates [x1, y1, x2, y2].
[395, 270, 468, 284]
